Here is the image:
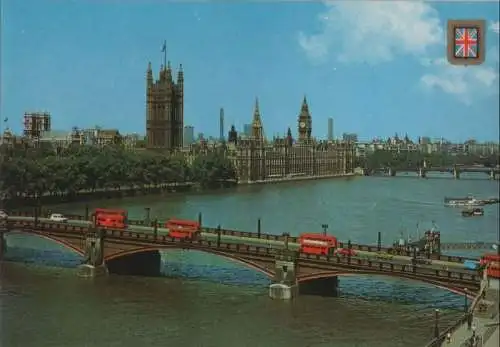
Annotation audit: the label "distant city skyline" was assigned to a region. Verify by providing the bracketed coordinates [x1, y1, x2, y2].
[2, 1, 499, 142]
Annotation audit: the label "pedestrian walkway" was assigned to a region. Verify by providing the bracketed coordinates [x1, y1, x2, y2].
[441, 287, 498, 347]
[483, 326, 498, 347]
[441, 316, 494, 346]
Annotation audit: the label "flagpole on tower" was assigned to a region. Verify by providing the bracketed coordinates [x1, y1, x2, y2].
[162, 40, 167, 69]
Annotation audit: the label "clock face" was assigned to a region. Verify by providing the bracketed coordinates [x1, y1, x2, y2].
[299, 121, 306, 128]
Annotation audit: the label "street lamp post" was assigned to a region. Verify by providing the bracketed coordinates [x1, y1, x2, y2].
[464, 288, 468, 313]
[283, 232, 290, 251]
[434, 309, 440, 338]
[321, 224, 328, 236]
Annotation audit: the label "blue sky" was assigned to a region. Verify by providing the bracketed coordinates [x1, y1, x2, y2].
[2, 1, 499, 142]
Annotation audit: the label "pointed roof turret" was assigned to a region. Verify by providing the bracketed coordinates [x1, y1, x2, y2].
[252, 97, 262, 125]
[177, 64, 184, 83]
[286, 126, 293, 146]
[166, 61, 172, 80]
[159, 64, 164, 80]
[301, 95, 309, 112]
[251, 97, 264, 141]
[147, 61, 153, 85]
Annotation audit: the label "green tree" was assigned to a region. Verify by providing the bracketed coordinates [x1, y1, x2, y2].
[0, 144, 237, 201]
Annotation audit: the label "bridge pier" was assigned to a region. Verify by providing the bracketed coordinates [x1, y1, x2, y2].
[453, 168, 460, 179]
[418, 168, 427, 178]
[490, 170, 497, 180]
[77, 228, 108, 278]
[388, 168, 396, 177]
[269, 250, 298, 300]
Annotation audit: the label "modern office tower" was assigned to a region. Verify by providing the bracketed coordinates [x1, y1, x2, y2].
[327, 117, 334, 141]
[220, 108, 225, 141]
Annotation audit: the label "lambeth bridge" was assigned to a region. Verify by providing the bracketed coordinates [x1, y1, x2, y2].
[0, 211, 486, 299]
[375, 165, 500, 179]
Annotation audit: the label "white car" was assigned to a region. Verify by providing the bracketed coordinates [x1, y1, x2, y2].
[0, 210, 8, 219]
[49, 213, 68, 223]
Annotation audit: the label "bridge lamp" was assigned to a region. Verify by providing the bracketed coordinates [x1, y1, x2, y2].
[434, 309, 440, 338]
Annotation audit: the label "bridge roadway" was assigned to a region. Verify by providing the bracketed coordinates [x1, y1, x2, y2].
[0, 218, 482, 295]
[4, 216, 480, 273]
[8, 213, 492, 258]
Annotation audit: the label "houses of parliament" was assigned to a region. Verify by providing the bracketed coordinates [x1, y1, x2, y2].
[145, 61, 355, 183]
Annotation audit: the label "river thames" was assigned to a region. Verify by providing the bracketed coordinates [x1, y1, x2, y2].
[1, 174, 499, 347]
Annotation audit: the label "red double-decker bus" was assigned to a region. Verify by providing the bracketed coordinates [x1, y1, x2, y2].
[165, 219, 200, 240]
[94, 208, 128, 229]
[481, 253, 500, 279]
[299, 233, 337, 256]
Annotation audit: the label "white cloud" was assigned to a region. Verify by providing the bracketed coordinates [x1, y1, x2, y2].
[298, 1, 498, 105]
[298, 1, 443, 64]
[420, 58, 499, 105]
[490, 21, 499, 34]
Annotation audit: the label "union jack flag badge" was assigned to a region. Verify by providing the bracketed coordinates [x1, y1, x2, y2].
[447, 20, 485, 66]
[454, 28, 478, 58]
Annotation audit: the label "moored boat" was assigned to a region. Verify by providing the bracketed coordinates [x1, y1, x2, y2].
[461, 207, 484, 217]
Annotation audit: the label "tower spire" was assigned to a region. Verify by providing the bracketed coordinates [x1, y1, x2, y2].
[251, 97, 263, 141]
[166, 60, 172, 80]
[254, 97, 260, 116]
[177, 64, 184, 85]
[301, 95, 309, 112]
[252, 97, 262, 123]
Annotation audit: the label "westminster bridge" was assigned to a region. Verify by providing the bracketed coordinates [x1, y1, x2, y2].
[0, 213, 484, 299]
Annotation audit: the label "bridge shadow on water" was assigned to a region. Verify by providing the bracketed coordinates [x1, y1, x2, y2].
[3, 233, 466, 313]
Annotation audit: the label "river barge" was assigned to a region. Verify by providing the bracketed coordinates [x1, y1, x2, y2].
[444, 195, 485, 207]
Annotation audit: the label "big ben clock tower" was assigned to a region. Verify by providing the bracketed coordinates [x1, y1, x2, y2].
[297, 96, 312, 142]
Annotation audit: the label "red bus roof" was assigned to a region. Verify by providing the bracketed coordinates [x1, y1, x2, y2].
[299, 233, 337, 241]
[166, 219, 200, 227]
[95, 208, 127, 214]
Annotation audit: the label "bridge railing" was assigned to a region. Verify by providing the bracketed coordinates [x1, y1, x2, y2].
[5, 214, 481, 264]
[202, 227, 299, 243]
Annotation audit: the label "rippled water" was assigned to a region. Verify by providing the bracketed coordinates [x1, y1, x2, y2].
[2, 175, 498, 347]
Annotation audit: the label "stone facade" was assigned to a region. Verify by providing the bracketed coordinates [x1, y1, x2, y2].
[226, 97, 355, 183]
